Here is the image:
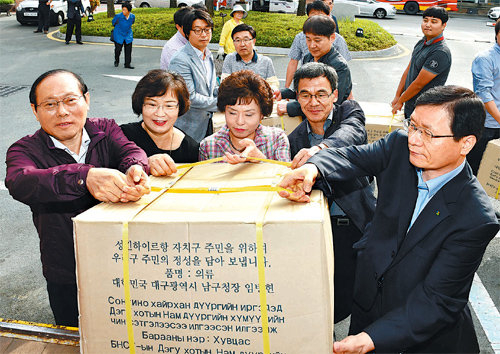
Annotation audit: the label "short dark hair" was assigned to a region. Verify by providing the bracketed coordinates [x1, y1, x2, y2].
[415, 85, 485, 141]
[132, 69, 190, 116]
[191, 2, 208, 11]
[293, 62, 338, 93]
[182, 9, 214, 39]
[306, 0, 330, 16]
[173, 6, 192, 27]
[29, 69, 88, 109]
[422, 6, 448, 24]
[217, 70, 273, 116]
[231, 23, 256, 39]
[122, 1, 132, 12]
[303, 14, 336, 37]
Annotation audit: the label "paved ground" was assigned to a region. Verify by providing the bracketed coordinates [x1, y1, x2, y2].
[0, 10, 498, 352]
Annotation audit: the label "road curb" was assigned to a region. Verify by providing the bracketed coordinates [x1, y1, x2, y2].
[54, 30, 402, 58]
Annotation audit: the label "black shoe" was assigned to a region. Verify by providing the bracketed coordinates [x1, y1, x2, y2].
[43, 30, 48, 34]
[124, 65, 134, 69]
[34, 30, 42, 33]
[114, 60, 119, 67]
[65, 41, 70, 45]
[76, 41, 83, 44]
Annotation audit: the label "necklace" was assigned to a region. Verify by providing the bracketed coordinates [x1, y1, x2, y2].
[168, 129, 174, 156]
[229, 137, 245, 153]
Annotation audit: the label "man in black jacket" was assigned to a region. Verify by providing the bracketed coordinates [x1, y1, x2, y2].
[288, 62, 375, 324]
[65, 0, 86, 44]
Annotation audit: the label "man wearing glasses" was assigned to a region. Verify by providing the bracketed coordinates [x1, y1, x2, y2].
[221, 24, 279, 91]
[278, 85, 499, 353]
[5, 69, 150, 327]
[169, 9, 218, 143]
[287, 62, 375, 325]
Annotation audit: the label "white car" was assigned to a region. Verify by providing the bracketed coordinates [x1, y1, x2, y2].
[135, 0, 202, 8]
[269, 0, 298, 13]
[337, 0, 396, 19]
[16, 0, 91, 25]
[487, 7, 500, 20]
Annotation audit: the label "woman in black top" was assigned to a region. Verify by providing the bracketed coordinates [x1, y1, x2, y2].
[121, 69, 199, 176]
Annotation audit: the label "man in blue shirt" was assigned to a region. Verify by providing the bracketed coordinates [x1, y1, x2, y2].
[469, 20, 500, 175]
[278, 85, 499, 353]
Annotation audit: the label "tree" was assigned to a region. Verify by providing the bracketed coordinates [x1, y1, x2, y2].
[107, 0, 116, 17]
[205, 0, 214, 15]
[297, 0, 306, 16]
[170, 0, 177, 6]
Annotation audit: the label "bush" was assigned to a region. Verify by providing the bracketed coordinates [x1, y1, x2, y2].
[0, 0, 15, 4]
[72, 8, 396, 51]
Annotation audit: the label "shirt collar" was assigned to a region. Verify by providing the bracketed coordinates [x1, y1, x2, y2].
[423, 33, 444, 46]
[192, 44, 212, 61]
[415, 159, 466, 197]
[494, 42, 500, 54]
[306, 109, 334, 136]
[176, 31, 188, 44]
[236, 50, 258, 63]
[49, 128, 90, 156]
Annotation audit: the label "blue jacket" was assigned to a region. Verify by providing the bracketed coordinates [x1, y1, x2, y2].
[112, 12, 135, 44]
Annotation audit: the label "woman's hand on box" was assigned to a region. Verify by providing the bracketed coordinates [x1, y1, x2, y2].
[149, 154, 177, 177]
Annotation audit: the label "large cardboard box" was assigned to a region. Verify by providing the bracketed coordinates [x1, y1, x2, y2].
[477, 139, 500, 199]
[74, 163, 334, 353]
[359, 102, 405, 143]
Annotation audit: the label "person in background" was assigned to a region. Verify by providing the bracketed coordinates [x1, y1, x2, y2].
[321, 0, 339, 34]
[391, 6, 451, 117]
[112, 2, 135, 69]
[285, 0, 351, 89]
[33, 0, 51, 34]
[279, 85, 498, 353]
[199, 70, 290, 163]
[287, 62, 375, 324]
[160, 6, 192, 70]
[468, 20, 500, 175]
[278, 14, 352, 117]
[5, 69, 150, 327]
[65, 0, 86, 45]
[121, 70, 199, 177]
[217, 4, 247, 58]
[169, 9, 218, 143]
[221, 24, 279, 91]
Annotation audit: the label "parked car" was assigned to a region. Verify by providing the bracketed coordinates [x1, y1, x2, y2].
[488, 6, 500, 20]
[16, 0, 91, 25]
[251, 0, 298, 13]
[336, 0, 396, 18]
[134, 0, 201, 8]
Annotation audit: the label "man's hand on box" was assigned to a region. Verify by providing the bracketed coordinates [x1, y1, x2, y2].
[277, 101, 287, 116]
[273, 90, 282, 101]
[291, 146, 321, 169]
[87, 167, 139, 203]
[224, 139, 266, 165]
[277, 163, 318, 203]
[391, 96, 403, 115]
[124, 165, 151, 201]
[149, 154, 177, 176]
[332, 332, 375, 354]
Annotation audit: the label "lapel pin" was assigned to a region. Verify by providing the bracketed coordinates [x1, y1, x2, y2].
[436, 211, 440, 216]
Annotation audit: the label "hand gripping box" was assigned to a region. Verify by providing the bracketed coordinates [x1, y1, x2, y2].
[477, 139, 500, 199]
[73, 162, 334, 354]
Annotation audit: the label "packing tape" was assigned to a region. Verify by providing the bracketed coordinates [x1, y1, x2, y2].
[496, 183, 499, 200]
[121, 157, 289, 353]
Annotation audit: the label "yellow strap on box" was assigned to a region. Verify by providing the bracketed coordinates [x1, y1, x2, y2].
[496, 183, 500, 200]
[121, 222, 135, 354]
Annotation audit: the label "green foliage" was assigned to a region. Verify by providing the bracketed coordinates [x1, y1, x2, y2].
[339, 18, 396, 51]
[0, 0, 15, 5]
[75, 8, 396, 51]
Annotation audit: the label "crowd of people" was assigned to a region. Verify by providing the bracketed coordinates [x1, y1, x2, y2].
[6, 3, 500, 353]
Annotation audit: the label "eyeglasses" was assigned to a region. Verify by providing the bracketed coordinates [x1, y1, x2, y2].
[233, 38, 253, 45]
[143, 102, 179, 112]
[36, 95, 84, 111]
[192, 27, 212, 36]
[403, 119, 455, 142]
[297, 91, 333, 102]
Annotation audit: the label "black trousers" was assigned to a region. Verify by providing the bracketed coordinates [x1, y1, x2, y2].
[37, 2, 50, 31]
[46, 282, 79, 327]
[331, 215, 362, 323]
[65, 16, 82, 43]
[467, 127, 500, 175]
[114, 41, 132, 66]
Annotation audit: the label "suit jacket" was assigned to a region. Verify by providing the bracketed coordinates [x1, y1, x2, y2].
[67, 0, 84, 19]
[169, 42, 218, 143]
[309, 130, 499, 353]
[288, 100, 375, 232]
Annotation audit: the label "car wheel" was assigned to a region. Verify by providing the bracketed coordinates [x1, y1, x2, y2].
[404, 1, 419, 15]
[139, 2, 151, 6]
[54, 11, 64, 25]
[374, 8, 386, 18]
[178, 2, 187, 6]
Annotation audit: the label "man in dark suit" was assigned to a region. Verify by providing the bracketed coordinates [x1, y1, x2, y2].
[287, 62, 375, 324]
[33, 0, 51, 34]
[279, 85, 499, 353]
[65, 0, 85, 45]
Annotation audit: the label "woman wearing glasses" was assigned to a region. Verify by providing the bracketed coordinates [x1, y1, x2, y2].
[120, 69, 199, 176]
[199, 70, 290, 163]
